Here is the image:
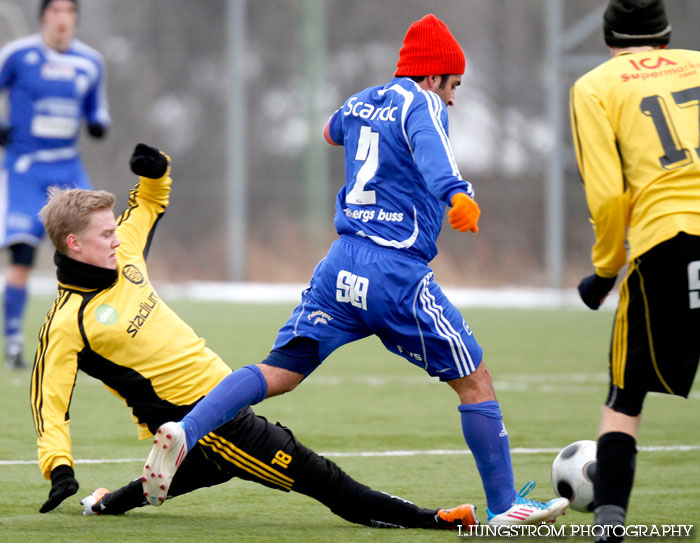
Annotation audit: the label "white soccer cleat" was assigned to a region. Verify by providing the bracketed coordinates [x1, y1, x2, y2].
[487, 481, 569, 525]
[81, 487, 110, 516]
[141, 422, 187, 506]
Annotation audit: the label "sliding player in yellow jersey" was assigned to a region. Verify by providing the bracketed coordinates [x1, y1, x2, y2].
[570, 1, 700, 541]
[30, 143, 477, 530]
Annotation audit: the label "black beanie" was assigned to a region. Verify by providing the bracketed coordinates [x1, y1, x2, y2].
[40, 0, 78, 18]
[603, 0, 671, 47]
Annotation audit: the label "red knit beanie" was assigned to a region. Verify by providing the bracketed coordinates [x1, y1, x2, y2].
[395, 14, 465, 77]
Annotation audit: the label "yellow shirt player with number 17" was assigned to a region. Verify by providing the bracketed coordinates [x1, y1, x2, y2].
[570, 0, 700, 540]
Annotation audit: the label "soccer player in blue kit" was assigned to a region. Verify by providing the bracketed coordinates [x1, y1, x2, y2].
[143, 14, 568, 526]
[0, 0, 109, 368]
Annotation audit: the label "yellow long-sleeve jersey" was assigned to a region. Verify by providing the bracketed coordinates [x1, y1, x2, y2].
[570, 48, 700, 277]
[30, 171, 231, 480]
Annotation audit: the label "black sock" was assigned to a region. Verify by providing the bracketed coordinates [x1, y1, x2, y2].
[594, 432, 636, 518]
[292, 449, 439, 529]
[329, 482, 440, 528]
[96, 478, 147, 515]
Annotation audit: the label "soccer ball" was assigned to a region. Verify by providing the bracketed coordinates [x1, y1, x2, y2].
[551, 440, 597, 513]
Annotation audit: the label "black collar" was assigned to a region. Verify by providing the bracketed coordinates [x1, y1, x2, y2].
[55, 251, 118, 290]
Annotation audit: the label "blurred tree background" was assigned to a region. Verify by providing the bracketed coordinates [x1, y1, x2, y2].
[2, 0, 699, 287]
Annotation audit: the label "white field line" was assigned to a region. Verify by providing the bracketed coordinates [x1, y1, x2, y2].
[1, 444, 698, 466]
[69, 372, 697, 399]
[6, 372, 699, 401]
[22, 275, 613, 309]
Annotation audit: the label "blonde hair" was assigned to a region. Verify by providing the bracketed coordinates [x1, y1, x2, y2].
[39, 187, 116, 254]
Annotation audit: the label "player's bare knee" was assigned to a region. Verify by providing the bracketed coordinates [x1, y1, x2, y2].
[599, 406, 641, 438]
[5, 263, 31, 285]
[447, 363, 496, 404]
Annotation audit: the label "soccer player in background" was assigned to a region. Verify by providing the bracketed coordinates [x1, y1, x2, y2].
[0, 0, 109, 369]
[143, 14, 568, 526]
[32, 142, 478, 530]
[570, 0, 700, 540]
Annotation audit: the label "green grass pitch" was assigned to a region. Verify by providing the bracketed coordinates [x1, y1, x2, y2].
[1, 296, 697, 542]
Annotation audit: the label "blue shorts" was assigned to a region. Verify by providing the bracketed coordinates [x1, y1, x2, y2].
[0, 153, 90, 247]
[270, 235, 483, 381]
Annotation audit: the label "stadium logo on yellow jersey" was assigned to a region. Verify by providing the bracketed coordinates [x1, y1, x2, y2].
[95, 304, 119, 326]
[127, 291, 160, 337]
[122, 264, 145, 285]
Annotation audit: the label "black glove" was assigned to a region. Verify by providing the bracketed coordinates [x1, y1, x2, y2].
[578, 273, 617, 310]
[39, 465, 79, 513]
[87, 123, 107, 139]
[0, 124, 10, 146]
[129, 143, 169, 179]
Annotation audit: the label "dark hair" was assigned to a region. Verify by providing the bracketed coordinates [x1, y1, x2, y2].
[409, 75, 451, 89]
[40, 0, 78, 19]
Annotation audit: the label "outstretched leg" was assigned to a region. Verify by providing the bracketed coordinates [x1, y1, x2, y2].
[449, 363, 568, 525]
[290, 435, 477, 529]
[449, 365, 516, 515]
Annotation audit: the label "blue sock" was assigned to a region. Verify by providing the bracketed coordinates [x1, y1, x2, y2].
[181, 365, 268, 450]
[4, 284, 27, 339]
[459, 401, 516, 515]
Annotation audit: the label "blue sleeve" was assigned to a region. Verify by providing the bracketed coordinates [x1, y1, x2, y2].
[406, 92, 474, 203]
[0, 49, 15, 126]
[327, 108, 344, 146]
[0, 46, 15, 94]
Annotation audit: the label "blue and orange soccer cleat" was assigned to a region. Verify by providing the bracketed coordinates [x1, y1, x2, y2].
[141, 421, 188, 506]
[487, 481, 568, 525]
[436, 503, 480, 530]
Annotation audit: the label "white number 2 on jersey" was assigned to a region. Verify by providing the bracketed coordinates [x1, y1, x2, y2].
[346, 126, 378, 205]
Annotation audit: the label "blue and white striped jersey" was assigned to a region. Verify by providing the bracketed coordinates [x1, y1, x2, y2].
[0, 34, 110, 158]
[326, 77, 473, 263]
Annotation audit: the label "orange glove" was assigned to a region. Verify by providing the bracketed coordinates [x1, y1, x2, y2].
[448, 192, 480, 233]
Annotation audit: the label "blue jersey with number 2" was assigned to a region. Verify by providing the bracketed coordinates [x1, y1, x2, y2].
[270, 77, 483, 381]
[326, 77, 474, 263]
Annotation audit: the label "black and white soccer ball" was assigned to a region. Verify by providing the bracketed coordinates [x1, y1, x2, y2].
[551, 439, 597, 513]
